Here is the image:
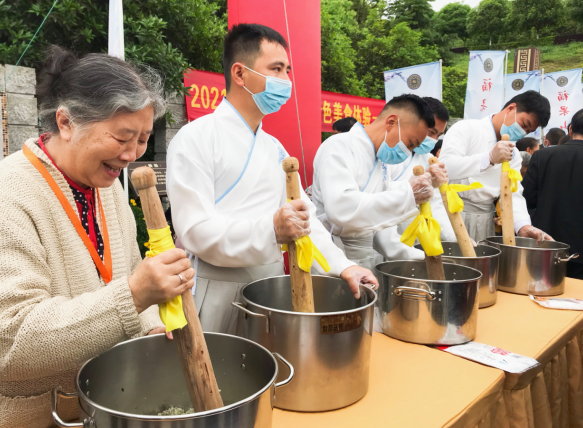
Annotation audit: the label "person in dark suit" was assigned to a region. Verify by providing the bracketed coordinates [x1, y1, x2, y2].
[523, 108, 583, 279]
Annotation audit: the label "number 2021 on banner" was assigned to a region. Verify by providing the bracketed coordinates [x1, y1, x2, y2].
[190, 84, 226, 111]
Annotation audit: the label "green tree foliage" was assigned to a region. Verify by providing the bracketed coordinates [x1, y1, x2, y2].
[321, 0, 439, 100]
[441, 66, 467, 118]
[321, 0, 365, 96]
[386, 0, 435, 30]
[466, 0, 510, 46]
[565, 0, 583, 33]
[357, 22, 439, 98]
[432, 2, 471, 41]
[512, 0, 567, 38]
[0, 0, 225, 94]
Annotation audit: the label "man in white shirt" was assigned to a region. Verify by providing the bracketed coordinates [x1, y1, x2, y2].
[311, 94, 447, 272]
[374, 97, 456, 261]
[166, 24, 377, 334]
[440, 90, 553, 243]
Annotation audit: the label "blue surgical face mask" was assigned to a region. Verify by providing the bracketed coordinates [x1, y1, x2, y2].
[500, 109, 527, 141]
[377, 119, 412, 164]
[413, 136, 438, 154]
[243, 66, 292, 115]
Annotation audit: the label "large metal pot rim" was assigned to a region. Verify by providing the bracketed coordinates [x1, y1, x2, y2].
[418, 242, 501, 260]
[375, 260, 483, 283]
[241, 275, 377, 316]
[75, 332, 279, 421]
[485, 236, 571, 252]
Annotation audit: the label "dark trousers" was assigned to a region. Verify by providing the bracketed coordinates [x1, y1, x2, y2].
[567, 262, 583, 281]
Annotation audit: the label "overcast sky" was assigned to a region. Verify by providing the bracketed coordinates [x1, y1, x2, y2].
[432, 0, 481, 11]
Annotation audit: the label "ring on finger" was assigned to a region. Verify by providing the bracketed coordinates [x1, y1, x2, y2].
[177, 273, 184, 284]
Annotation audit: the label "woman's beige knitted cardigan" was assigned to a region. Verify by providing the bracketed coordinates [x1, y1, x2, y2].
[0, 139, 163, 427]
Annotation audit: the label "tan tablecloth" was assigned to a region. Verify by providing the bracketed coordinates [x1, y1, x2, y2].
[274, 333, 506, 428]
[274, 278, 583, 428]
[474, 278, 583, 428]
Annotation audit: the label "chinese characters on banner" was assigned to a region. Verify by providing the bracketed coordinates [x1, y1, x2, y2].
[464, 51, 506, 119]
[183, 69, 386, 133]
[321, 91, 386, 133]
[541, 69, 583, 134]
[383, 61, 442, 102]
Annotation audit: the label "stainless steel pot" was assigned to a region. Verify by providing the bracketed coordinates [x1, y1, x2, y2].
[233, 275, 376, 412]
[416, 242, 500, 308]
[375, 261, 482, 345]
[485, 236, 579, 296]
[52, 333, 293, 428]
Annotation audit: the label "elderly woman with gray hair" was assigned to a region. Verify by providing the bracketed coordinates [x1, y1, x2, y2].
[0, 46, 195, 427]
[520, 151, 532, 177]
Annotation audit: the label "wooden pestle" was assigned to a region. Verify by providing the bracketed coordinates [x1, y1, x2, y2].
[413, 165, 446, 281]
[282, 157, 315, 313]
[499, 134, 515, 246]
[428, 157, 477, 257]
[131, 167, 224, 412]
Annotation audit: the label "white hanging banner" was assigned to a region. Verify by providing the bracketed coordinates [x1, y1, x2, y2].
[542, 68, 583, 134]
[108, 0, 125, 60]
[505, 71, 542, 103]
[464, 51, 506, 119]
[109, 0, 129, 199]
[384, 61, 442, 102]
[506, 70, 543, 139]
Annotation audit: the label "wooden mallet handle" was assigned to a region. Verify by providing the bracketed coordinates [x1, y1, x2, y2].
[131, 167, 224, 412]
[413, 165, 446, 281]
[282, 158, 315, 313]
[499, 134, 515, 246]
[428, 157, 476, 257]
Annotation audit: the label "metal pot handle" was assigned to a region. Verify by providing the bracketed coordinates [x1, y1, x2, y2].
[273, 352, 294, 389]
[557, 253, 579, 263]
[394, 286, 436, 301]
[52, 387, 94, 427]
[231, 302, 269, 333]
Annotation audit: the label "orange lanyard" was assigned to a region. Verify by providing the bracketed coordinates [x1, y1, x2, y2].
[23, 145, 113, 283]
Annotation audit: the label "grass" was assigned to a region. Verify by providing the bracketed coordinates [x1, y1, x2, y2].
[449, 42, 583, 77]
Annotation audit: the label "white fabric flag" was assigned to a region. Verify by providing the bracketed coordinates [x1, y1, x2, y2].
[108, 0, 124, 60]
[505, 71, 541, 103]
[109, 0, 128, 199]
[384, 61, 442, 102]
[464, 51, 506, 119]
[542, 68, 583, 134]
[506, 71, 543, 139]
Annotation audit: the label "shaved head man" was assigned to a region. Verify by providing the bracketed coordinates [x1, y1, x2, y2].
[311, 94, 448, 275]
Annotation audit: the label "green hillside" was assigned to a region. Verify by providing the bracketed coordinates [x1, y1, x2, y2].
[450, 42, 583, 76]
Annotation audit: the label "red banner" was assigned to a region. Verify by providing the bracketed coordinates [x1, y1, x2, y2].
[183, 72, 386, 133]
[183, 69, 226, 121]
[229, 0, 321, 187]
[321, 90, 386, 132]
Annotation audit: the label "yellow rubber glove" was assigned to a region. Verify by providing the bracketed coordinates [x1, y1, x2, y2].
[438, 182, 484, 213]
[400, 203, 443, 256]
[144, 226, 188, 332]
